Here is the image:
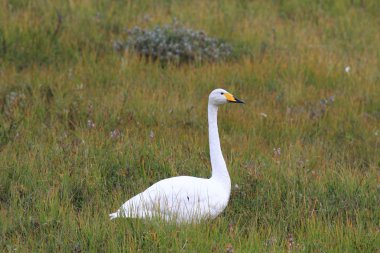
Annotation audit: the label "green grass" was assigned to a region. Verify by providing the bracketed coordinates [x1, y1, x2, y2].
[1, 0, 379, 252]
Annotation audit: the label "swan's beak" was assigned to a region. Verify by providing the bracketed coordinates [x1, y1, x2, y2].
[224, 93, 245, 104]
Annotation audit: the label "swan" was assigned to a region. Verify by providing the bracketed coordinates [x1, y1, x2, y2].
[109, 88, 244, 223]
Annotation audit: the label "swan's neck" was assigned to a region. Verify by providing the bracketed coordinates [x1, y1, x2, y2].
[208, 104, 231, 186]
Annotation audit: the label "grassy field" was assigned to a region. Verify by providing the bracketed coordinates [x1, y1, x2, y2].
[1, 0, 379, 252]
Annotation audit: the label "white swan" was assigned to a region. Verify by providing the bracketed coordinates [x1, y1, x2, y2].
[109, 88, 244, 223]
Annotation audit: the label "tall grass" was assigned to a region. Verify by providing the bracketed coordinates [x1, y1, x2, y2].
[1, 0, 379, 252]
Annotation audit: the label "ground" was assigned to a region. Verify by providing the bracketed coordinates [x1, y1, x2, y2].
[0, 1, 379, 252]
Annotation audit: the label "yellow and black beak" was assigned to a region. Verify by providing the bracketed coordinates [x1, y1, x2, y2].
[224, 93, 245, 104]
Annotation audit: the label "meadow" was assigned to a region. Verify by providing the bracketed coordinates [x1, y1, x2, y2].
[0, 0, 379, 252]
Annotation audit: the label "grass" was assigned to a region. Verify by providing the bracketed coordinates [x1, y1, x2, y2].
[0, 0, 379, 252]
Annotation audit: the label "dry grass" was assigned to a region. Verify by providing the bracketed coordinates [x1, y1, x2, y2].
[0, 0, 379, 252]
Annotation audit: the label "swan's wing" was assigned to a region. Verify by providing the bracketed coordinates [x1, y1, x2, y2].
[113, 176, 225, 221]
[148, 176, 223, 220]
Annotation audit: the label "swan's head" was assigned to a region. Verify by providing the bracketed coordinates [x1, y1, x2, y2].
[208, 88, 244, 106]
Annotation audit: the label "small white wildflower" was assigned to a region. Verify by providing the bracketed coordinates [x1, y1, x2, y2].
[149, 130, 154, 139]
[87, 119, 96, 129]
[273, 147, 281, 156]
[260, 112, 268, 118]
[234, 184, 240, 190]
[110, 129, 121, 139]
[345, 66, 350, 73]
[287, 233, 294, 250]
[76, 83, 84, 90]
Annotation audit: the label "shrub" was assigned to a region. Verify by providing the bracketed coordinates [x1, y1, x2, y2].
[118, 21, 233, 64]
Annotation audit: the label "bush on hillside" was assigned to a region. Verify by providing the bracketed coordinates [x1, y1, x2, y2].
[117, 22, 233, 64]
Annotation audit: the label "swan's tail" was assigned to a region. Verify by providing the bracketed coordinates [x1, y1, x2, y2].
[109, 211, 119, 220]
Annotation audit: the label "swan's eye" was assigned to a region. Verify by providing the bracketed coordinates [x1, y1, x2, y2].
[220, 92, 224, 95]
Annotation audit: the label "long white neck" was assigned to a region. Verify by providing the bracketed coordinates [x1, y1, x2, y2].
[208, 103, 231, 187]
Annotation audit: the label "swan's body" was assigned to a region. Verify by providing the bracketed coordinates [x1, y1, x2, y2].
[109, 89, 244, 223]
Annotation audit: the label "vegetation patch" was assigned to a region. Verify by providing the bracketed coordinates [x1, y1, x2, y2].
[0, 0, 379, 252]
[118, 21, 233, 64]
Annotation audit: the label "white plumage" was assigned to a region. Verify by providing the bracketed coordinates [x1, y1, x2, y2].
[109, 88, 244, 223]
